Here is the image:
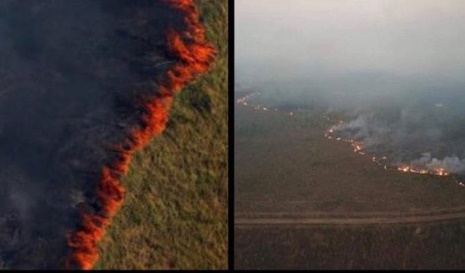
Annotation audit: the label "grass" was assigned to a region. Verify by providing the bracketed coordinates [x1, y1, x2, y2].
[235, 106, 330, 139]
[95, 0, 228, 269]
[235, 222, 465, 269]
[235, 104, 465, 214]
[235, 95, 465, 269]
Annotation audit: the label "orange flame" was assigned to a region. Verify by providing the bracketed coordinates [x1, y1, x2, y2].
[325, 124, 456, 180]
[398, 166, 410, 173]
[65, 0, 216, 269]
[396, 165, 450, 177]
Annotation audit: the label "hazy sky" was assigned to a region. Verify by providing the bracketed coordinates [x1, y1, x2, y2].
[236, 0, 465, 85]
[236, 0, 465, 173]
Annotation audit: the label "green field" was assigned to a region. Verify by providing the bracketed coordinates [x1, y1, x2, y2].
[96, 0, 228, 269]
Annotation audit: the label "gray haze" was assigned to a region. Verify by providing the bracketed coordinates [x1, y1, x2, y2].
[236, 0, 465, 176]
[236, 0, 465, 90]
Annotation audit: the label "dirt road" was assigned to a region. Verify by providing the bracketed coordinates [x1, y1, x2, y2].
[236, 206, 465, 226]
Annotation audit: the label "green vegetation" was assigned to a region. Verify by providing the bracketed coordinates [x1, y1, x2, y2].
[96, 0, 227, 269]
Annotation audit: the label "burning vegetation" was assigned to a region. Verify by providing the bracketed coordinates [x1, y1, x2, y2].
[65, 0, 215, 270]
[236, 92, 298, 116]
[236, 90, 465, 186]
[0, 0, 214, 270]
[326, 118, 465, 186]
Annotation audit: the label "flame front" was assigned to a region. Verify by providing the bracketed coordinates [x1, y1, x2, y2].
[396, 165, 449, 176]
[236, 92, 299, 117]
[325, 120, 462, 184]
[65, 0, 216, 269]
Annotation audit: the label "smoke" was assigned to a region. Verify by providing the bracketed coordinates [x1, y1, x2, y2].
[65, 0, 216, 269]
[236, 0, 465, 177]
[330, 103, 465, 175]
[0, 0, 213, 269]
[411, 153, 465, 174]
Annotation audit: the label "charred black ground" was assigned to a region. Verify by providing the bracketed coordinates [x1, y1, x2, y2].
[0, 0, 187, 269]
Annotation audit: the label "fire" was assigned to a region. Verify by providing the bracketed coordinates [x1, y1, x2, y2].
[410, 168, 429, 174]
[236, 92, 298, 116]
[396, 165, 450, 177]
[398, 166, 410, 172]
[325, 122, 462, 184]
[65, 0, 215, 270]
[351, 142, 363, 153]
[433, 168, 448, 176]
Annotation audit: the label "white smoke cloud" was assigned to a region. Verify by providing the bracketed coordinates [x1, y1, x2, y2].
[423, 155, 465, 174]
[411, 152, 465, 174]
[332, 109, 465, 176]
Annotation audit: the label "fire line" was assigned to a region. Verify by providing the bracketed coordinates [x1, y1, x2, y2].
[64, 0, 216, 269]
[325, 121, 464, 186]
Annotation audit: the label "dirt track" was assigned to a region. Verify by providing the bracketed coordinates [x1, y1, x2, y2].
[236, 216, 465, 226]
[237, 204, 465, 226]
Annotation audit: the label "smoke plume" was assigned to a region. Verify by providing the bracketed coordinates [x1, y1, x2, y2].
[236, 0, 465, 178]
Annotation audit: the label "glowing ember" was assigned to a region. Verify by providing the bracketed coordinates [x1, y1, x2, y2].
[236, 92, 297, 117]
[396, 165, 450, 176]
[351, 143, 363, 152]
[434, 168, 448, 176]
[398, 166, 410, 172]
